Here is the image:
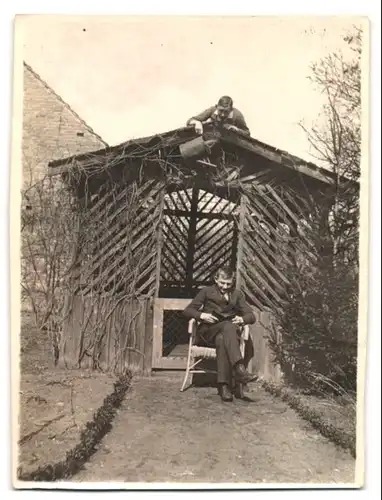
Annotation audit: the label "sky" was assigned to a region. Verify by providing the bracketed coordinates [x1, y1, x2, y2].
[20, 15, 361, 164]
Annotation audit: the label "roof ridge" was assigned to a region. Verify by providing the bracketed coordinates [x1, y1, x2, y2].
[23, 61, 109, 147]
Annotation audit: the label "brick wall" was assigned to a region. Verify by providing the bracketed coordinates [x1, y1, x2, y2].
[22, 63, 107, 188]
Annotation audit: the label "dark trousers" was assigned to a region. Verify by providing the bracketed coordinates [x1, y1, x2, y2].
[198, 321, 243, 384]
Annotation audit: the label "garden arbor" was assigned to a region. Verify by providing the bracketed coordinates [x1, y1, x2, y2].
[48, 125, 339, 375]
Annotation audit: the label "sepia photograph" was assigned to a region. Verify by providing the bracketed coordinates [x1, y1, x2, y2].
[11, 14, 369, 488]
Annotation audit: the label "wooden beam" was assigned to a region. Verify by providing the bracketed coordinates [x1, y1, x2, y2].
[221, 135, 335, 186]
[154, 190, 165, 298]
[164, 208, 235, 221]
[230, 223, 238, 271]
[185, 187, 199, 291]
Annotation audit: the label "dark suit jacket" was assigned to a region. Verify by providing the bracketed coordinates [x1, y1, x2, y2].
[183, 285, 256, 328]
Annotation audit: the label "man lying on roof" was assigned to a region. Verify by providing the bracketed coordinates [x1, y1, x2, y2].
[187, 96, 250, 137]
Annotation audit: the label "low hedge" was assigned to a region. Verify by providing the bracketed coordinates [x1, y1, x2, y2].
[260, 380, 356, 458]
[18, 371, 132, 482]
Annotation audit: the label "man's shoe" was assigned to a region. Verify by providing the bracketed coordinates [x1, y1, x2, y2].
[219, 384, 233, 402]
[234, 364, 257, 384]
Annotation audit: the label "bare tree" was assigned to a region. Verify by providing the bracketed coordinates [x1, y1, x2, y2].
[270, 27, 362, 393]
[301, 26, 361, 268]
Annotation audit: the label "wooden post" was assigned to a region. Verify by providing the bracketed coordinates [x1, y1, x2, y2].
[185, 186, 199, 293]
[58, 209, 83, 368]
[143, 298, 154, 375]
[154, 188, 165, 298]
[235, 194, 246, 288]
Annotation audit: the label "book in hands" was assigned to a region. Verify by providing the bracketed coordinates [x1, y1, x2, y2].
[212, 311, 237, 323]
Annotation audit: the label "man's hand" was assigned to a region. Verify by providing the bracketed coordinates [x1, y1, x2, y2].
[232, 316, 244, 326]
[224, 124, 239, 133]
[189, 119, 203, 135]
[200, 312, 218, 324]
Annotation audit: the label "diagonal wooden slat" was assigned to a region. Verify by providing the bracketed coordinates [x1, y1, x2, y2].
[84, 182, 163, 260]
[162, 226, 188, 255]
[244, 212, 294, 270]
[164, 212, 190, 237]
[193, 251, 233, 281]
[161, 240, 188, 274]
[242, 222, 291, 285]
[197, 191, 214, 212]
[242, 240, 287, 293]
[241, 265, 278, 310]
[194, 217, 230, 246]
[193, 235, 234, 276]
[81, 205, 160, 284]
[85, 181, 163, 249]
[184, 188, 195, 206]
[195, 218, 232, 249]
[163, 213, 190, 242]
[199, 195, 232, 215]
[242, 245, 285, 304]
[135, 271, 157, 296]
[86, 179, 156, 225]
[194, 224, 234, 261]
[193, 246, 233, 282]
[169, 190, 190, 212]
[245, 188, 309, 257]
[160, 261, 183, 282]
[83, 204, 161, 292]
[241, 280, 265, 310]
[264, 184, 315, 254]
[160, 259, 183, 282]
[101, 243, 157, 294]
[281, 186, 314, 224]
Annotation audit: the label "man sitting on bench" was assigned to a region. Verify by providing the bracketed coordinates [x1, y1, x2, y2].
[183, 267, 256, 402]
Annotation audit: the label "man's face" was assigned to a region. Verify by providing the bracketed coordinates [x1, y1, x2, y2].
[214, 274, 234, 294]
[216, 105, 232, 121]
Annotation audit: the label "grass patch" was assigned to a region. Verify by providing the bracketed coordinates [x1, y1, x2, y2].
[17, 371, 132, 482]
[259, 379, 356, 458]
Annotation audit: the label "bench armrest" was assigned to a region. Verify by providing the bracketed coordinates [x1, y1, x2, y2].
[188, 318, 197, 335]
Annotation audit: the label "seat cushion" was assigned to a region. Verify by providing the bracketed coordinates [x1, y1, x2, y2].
[191, 346, 217, 359]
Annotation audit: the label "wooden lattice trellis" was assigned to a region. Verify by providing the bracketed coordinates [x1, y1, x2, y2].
[160, 186, 239, 297]
[76, 177, 166, 298]
[238, 179, 314, 310]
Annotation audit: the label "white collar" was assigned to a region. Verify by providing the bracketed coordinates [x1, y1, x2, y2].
[212, 109, 234, 120]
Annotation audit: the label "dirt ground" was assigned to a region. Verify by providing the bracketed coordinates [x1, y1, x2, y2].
[74, 374, 356, 485]
[17, 313, 116, 475]
[18, 312, 356, 484]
